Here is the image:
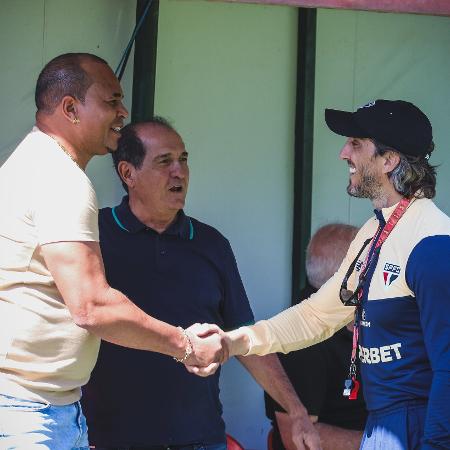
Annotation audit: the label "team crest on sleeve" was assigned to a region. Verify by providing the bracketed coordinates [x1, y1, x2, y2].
[383, 262, 401, 287]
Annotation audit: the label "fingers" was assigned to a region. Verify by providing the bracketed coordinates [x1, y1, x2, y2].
[185, 323, 228, 367]
[186, 322, 222, 337]
[290, 416, 322, 450]
[184, 362, 220, 377]
[303, 433, 322, 450]
[198, 332, 228, 364]
[180, 322, 233, 369]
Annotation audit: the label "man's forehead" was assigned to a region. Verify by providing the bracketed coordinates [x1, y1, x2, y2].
[148, 139, 187, 158]
[138, 125, 185, 153]
[83, 60, 123, 96]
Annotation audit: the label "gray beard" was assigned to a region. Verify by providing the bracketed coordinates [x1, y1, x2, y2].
[347, 172, 384, 201]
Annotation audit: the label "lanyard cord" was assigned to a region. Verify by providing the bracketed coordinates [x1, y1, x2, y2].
[346, 197, 412, 399]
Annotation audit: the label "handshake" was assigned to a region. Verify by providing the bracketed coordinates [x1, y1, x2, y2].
[179, 323, 248, 377]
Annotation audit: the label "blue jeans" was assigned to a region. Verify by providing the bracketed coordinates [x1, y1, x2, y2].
[0, 394, 89, 449]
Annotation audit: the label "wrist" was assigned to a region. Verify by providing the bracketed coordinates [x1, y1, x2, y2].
[226, 328, 250, 357]
[286, 402, 309, 420]
[173, 326, 193, 362]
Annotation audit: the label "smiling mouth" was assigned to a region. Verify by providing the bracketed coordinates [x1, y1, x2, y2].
[348, 163, 356, 175]
[111, 126, 122, 134]
[169, 185, 183, 193]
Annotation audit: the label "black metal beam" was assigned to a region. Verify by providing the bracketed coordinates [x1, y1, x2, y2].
[131, 0, 160, 122]
[291, 8, 316, 303]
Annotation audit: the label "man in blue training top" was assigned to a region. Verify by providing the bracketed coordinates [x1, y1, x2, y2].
[219, 100, 450, 450]
[82, 119, 321, 450]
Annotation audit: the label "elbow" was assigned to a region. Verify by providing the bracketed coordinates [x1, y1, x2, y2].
[68, 285, 111, 330]
[72, 308, 98, 330]
[70, 297, 101, 330]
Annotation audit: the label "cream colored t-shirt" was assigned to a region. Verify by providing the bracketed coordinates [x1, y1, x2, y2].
[0, 127, 100, 405]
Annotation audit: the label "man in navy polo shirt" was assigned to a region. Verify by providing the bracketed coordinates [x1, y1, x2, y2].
[81, 118, 320, 450]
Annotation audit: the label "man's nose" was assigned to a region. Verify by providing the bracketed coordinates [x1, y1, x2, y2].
[339, 143, 351, 160]
[171, 161, 187, 178]
[118, 102, 129, 119]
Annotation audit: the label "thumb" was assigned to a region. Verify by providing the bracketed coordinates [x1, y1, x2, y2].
[195, 323, 222, 337]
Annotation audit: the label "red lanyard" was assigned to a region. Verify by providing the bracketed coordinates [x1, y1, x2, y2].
[358, 197, 411, 275]
[345, 197, 411, 400]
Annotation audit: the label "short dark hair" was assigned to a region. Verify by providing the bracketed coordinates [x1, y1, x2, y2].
[113, 117, 177, 192]
[35, 53, 108, 113]
[373, 139, 437, 199]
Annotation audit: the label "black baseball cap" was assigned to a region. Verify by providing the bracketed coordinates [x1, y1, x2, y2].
[325, 100, 433, 158]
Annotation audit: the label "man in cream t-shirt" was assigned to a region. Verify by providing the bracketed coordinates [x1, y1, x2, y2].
[0, 126, 100, 406]
[0, 53, 226, 450]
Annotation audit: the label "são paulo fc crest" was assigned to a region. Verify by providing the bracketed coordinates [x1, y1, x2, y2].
[383, 262, 401, 287]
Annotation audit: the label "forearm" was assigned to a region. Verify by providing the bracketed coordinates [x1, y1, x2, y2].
[228, 306, 351, 357]
[43, 241, 187, 359]
[314, 422, 363, 450]
[76, 288, 227, 366]
[237, 354, 306, 417]
[239, 354, 321, 449]
[43, 241, 224, 365]
[422, 370, 450, 449]
[76, 285, 186, 358]
[227, 275, 353, 357]
[406, 240, 450, 449]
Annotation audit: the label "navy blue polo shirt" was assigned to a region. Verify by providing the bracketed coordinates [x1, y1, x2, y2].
[82, 196, 254, 447]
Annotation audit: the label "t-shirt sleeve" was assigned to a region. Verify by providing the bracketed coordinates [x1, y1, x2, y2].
[32, 168, 99, 245]
[220, 239, 255, 330]
[406, 235, 450, 449]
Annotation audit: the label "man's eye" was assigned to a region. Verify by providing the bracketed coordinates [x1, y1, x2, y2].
[180, 156, 188, 162]
[109, 100, 119, 107]
[159, 159, 170, 165]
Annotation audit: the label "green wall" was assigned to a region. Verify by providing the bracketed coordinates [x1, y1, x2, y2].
[155, 3, 450, 447]
[155, 1, 298, 447]
[0, 0, 136, 207]
[312, 9, 450, 231]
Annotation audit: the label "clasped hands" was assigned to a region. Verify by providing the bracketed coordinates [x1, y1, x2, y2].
[183, 323, 232, 377]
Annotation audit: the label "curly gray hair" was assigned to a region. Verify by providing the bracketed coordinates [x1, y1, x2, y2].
[373, 140, 436, 199]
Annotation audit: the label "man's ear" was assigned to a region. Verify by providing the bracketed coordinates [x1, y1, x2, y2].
[117, 161, 136, 189]
[382, 150, 401, 174]
[61, 96, 79, 124]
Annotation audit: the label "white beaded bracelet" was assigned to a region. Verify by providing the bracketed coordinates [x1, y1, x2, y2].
[173, 326, 193, 363]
